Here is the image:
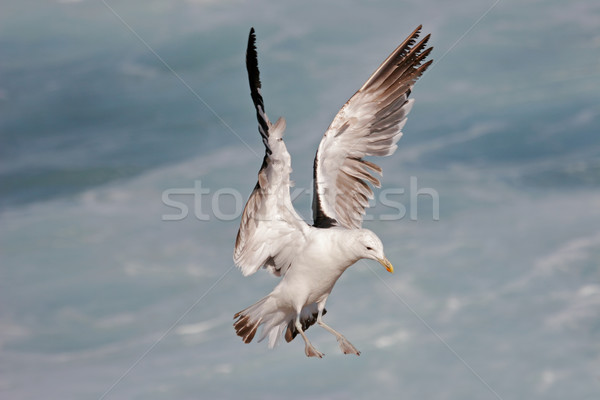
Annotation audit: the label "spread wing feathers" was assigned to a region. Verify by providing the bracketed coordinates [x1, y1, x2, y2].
[234, 28, 308, 277]
[312, 25, 433, 229]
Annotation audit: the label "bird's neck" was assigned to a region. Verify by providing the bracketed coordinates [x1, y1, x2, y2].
[329, 229, 364, 267]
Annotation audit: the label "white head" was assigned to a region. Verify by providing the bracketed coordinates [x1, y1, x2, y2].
[353, 229, 394, 273]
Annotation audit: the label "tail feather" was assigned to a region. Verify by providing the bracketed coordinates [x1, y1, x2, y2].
[234, 298, 327, 348]
[234, 296, 288, 348]
[259, 317, 289, 348]
[233, 314, 261, 343]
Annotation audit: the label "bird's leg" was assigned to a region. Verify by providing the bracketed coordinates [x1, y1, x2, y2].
[295, 314, 323, 358]
[316, 304, 360, 356]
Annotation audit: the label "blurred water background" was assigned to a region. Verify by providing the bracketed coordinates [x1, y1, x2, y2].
[1, 0, 599, 399]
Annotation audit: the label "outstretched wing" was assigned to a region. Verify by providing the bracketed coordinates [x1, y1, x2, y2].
[312, 25, 433, 229]
[234, 28, 309, 277]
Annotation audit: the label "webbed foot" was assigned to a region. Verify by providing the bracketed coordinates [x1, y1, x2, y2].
[305, 344, 324, 358]
[337, 336, 360, 356]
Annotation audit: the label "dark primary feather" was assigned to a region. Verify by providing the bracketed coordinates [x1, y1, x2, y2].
[312, 25, 433, 229]
[246, 27, 271, 154]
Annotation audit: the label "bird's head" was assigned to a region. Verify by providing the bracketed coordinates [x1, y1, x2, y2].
[355, 229, 394, 273]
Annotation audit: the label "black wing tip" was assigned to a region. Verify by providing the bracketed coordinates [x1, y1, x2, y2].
[248, 27, 256, 44]
[246, 27, 258, 61]
[245, 27, 270, 147]
[419, 58, 434, 74]
[411, 26, 432, 50]
[409, 25, 423, 42]
[418, 47, 434, 64]
[245, 25, 264, 105]
[248, 28, 257, 50]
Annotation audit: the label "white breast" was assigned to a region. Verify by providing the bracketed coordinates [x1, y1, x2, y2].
[275, 228, 357, 308]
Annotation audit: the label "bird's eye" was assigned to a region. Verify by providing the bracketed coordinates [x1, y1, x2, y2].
[366, 246, 373, 251]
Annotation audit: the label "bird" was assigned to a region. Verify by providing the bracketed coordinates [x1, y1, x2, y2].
[233, 26, 432, 357]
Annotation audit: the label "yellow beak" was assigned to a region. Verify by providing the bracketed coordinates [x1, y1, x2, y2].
[378, 257, 394, 274]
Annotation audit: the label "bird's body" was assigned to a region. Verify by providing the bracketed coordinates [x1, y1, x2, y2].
[276, 228, 365, 307]
[278, 229, 345, 306]
[233, 26, 432, 357]
[235, 227, 382, 355]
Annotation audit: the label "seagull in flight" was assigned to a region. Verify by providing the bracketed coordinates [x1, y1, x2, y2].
[233, 26, 432, 357]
